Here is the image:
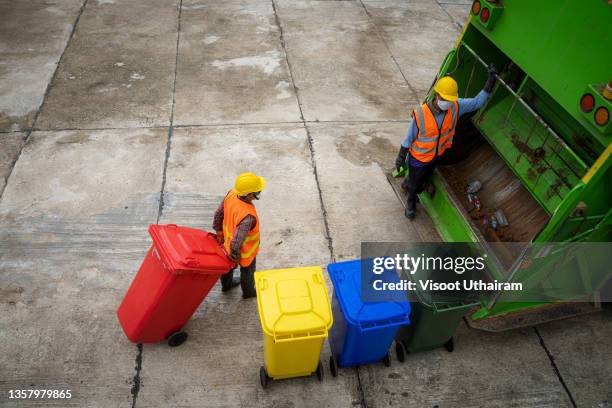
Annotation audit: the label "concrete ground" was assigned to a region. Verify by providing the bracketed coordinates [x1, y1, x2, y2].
[0, 0, 610, 407]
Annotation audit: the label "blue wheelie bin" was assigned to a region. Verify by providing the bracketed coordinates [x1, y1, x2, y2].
[327, 260, 410, 376]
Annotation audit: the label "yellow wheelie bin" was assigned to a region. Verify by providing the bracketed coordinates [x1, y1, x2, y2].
[255, 266, 333, 388]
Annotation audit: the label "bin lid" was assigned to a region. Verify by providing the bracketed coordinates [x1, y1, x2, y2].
[148, 224, 234, 274]
[327, 260, 410, 328]
[255, 266, 333, 338]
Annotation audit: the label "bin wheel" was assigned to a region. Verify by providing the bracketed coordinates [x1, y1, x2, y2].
[259, 366, 268, 389]
[395, 341, 406, 363]
[329, 355, 338, 378]
[316, 360, 324, 382]
[167, 331, 188, 347]
[383, 352, 391, 367]
[444, 337, 454, 353]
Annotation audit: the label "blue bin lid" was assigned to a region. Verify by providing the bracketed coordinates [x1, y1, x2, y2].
[327, 259, 410, 328]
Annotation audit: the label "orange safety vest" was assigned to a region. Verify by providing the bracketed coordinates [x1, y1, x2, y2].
[222, 189, 260, 267]
[408, 101, 459, 163]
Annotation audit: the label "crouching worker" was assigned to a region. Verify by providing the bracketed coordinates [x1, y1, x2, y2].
[213, 172, 265, 299]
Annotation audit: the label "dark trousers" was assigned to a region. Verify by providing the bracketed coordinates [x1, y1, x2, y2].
[220, 257, 257, 297]
[402, 162, 436, 211]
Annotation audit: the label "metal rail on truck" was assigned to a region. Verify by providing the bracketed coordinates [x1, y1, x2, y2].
[460, 43, 573, 154]
[459, 42, 587, 213]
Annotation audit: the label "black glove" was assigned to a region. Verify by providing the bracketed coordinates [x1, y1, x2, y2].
[484, 63, 498, 93]
[395, 146, 409, 172]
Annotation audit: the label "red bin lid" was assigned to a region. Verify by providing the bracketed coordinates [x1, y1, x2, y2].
[148, 224, 234, 274]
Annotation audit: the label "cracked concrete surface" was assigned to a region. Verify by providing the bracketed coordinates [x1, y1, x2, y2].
[536, 311, 612, 408]
[173, 0, 302, 125]
[275, 0, 417, 121]
[359, 323, 572, 407]
[35, 0, 180, 130]
[0, 0, 85, 132]
[0, 128, 166, 407]
[361, 0, 467, 99]
[0, 0, 610, 407]
[0, 133, 26, 195]
[309, 122, 425, 261]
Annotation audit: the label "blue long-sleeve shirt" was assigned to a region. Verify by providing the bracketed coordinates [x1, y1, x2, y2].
[401, 89, 491, 167]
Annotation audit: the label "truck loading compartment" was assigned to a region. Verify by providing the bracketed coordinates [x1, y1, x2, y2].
[407, 1, 612, 325]
[436, 116, 550, 270]
[413, 30, 597, 276]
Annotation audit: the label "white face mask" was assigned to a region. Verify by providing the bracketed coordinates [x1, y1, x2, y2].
[437, 99, 452, 111]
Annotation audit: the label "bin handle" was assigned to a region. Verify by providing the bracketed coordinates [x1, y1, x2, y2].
[358, 317, 410, 333]
[179, 249, 226, 266]
[258, 278, 269, 291]
[183, 257, 199, 267]
[174, 232, 234, 267]
[312, 273, 323, 285]
[271, 309, 329, 343]
[273, 326, 328, 343]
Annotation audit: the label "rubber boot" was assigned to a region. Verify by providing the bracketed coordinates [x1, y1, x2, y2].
[221, 270, 241, 292]
[402, 179, 420, 204]
[405, 195, 417, 220]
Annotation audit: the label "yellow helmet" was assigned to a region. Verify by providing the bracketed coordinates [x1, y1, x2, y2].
[433, 76, 459, 101]
[234, 172, 266, 196]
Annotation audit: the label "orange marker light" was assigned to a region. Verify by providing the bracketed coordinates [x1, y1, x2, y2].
[594, 107, 609, 127]
[472, 0, 481, 15]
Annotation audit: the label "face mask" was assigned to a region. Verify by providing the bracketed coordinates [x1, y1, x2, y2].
[437, 99, 452, 111]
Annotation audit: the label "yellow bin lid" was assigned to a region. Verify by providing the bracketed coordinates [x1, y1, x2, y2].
[255, 266, 333, 341]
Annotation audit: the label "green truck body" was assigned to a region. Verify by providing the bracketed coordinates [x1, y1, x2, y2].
[419, 0, 612, 321]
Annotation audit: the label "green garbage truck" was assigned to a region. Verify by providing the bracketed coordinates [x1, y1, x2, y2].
[394, 0, 612, 341]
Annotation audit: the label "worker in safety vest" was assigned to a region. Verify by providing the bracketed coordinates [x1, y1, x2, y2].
[213, 172, 265, 299]
[395, 64, 497, 220]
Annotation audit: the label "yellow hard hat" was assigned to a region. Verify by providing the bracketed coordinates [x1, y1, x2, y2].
[234, 172, 266, 196]
[433, 76, 459, 101]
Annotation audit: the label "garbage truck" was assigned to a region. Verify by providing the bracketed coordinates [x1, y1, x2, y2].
[392, 0, 612, 333]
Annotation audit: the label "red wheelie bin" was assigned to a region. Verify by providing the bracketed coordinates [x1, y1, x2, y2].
[117, 224, 234, 347]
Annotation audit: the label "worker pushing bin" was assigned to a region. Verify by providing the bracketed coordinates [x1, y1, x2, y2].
[327, 260, 410, 375]
[255, 266, 333, 388]
[117, 224, 234, 347]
